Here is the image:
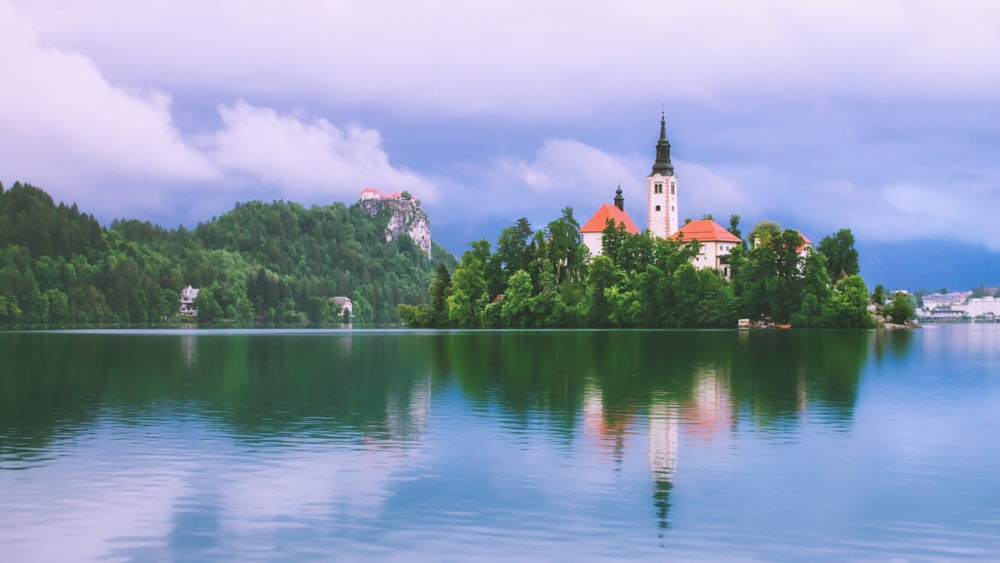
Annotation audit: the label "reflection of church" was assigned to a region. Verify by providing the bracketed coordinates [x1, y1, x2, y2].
[581, 368, 734, 534]
[648, 396, 678, 532]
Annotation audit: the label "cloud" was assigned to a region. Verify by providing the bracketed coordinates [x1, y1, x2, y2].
[12, 1, 1000, 117]
[0, 0, 214, 191]
[0, 0, 439, 223]
[201, 102, 438, 203]
[791, 179, 1000, 251]
[4, 0, 1000, 265]
[434, 139, 646, 229]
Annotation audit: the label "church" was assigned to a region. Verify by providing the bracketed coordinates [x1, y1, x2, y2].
[580, 115, 741, 276]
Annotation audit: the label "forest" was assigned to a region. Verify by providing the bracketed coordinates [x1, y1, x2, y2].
[0, 182, 455, 326]
[400, 208, 913, 329]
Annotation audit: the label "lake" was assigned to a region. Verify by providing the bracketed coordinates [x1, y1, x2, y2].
[2, 326, 999, 561]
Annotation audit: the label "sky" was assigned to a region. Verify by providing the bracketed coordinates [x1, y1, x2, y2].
[2, 0, 999, 290]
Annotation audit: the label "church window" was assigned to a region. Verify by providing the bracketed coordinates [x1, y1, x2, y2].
[670, 183, 676, 195]
[655, 205, 661, 211]
[654, 183, 663, 194]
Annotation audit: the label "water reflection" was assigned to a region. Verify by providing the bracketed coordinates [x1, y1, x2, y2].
[12, 327, 972, 559]
[648, 395, 678, 532]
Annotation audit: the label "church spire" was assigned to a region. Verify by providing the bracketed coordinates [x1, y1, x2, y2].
[614, 182, 624, 211]
[650, 112, 674, 176]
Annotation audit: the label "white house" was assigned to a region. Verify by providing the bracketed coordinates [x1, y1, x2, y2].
[671, 219, 742, 278]
[179, 285, 199, 317]
[332, 296, 353, 318]
[580, 185, 640, 258]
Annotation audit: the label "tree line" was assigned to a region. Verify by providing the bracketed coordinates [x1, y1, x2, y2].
[0, 182, 455, 326]
[401, 209, 911, 329]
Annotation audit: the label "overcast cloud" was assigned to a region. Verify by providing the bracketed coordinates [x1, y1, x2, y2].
[2, 0, 999, 283]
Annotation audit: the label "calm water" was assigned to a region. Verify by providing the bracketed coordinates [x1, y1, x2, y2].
[1, 326, 999, 561]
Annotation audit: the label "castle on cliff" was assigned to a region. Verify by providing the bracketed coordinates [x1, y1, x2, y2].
[358, 187, 433, 259]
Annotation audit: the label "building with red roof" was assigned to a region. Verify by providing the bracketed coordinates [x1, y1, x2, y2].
[671, 219, 742, 278]
[581, 185, 640, 258]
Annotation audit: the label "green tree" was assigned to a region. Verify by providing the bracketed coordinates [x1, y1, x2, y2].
[884, 292, 915, 324]
[696, 268, 737, 328]
[447, 254, 487, 328]
[586, 256, 617, 327]
[738, 222, 807, 322]
[546, 207, 584, 284]
[728, 214, 745, 251]
[428, 262, 452, 326]
[818, 228, 859, 279]
[496, 218, 534, 282]
[825, 275, 873, 328]
[500, 270, 534, 327]
[871, 284, 887, 305]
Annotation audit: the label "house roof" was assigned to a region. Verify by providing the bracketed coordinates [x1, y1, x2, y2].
[580, 204, 640, 234]
[670, 219, 741, 243]
[361, 187, 379, 193]
[795, 231, 812, 253]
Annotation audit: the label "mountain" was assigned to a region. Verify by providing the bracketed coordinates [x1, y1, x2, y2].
[0, 181, 456, 325]
[858, 239, 1000, 292]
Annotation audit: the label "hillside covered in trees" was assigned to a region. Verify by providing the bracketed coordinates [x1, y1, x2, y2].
[401, 209, 898, 329]
[0, 182, 455, 325]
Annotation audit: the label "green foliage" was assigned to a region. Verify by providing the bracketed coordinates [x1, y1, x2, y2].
[401, 213, 877, 330]
[871, 284, 887, 305]
[739, 223, 808, 322]
[0, 183, 455, 326]
[825, 276, 874, 328]
[884, 292, 915, 324]
[818, 228, 859, 279]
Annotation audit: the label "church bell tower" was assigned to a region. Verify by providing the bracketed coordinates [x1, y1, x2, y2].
[647, 114, 678, 238]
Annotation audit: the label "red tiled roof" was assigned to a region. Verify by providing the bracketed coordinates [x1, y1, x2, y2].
[670, 219, 741, 243]
[361, 187, 379, 193]
[795, 231, 812, 253]
[581, 204, 640, 234]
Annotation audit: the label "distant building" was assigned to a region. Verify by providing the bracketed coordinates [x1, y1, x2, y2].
[359, 187, 403, 201]
[179, 285, 199, 317]
[671, 219, 742, 278]
[795, 231, 813, 257]
[923, 292, 969, 310]
[580, 185, 641, 258]
[955, 296, 1000, 318]
[920, 306, 966, 320]
[332, 296, 353, 318]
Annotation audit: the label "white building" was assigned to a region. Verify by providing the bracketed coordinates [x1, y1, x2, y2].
[179, 285, 199, 317]
[647, 113, 679, 240]
[955, 296, 1000, 318]
[923, 292, 969, 310]
[579, 185, 640, 258]
[671, 219, 742, 278]
[332, 296, 353, 317]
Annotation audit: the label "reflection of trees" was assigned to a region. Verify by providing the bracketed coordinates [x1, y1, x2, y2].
[727, 330, 869, 429]
[3, 328, 872, 537]
[0, 332, 439, 463]
[871, 329, 914, 364]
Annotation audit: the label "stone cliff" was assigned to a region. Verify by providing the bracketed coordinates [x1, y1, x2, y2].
[359, 196, 432, 259]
